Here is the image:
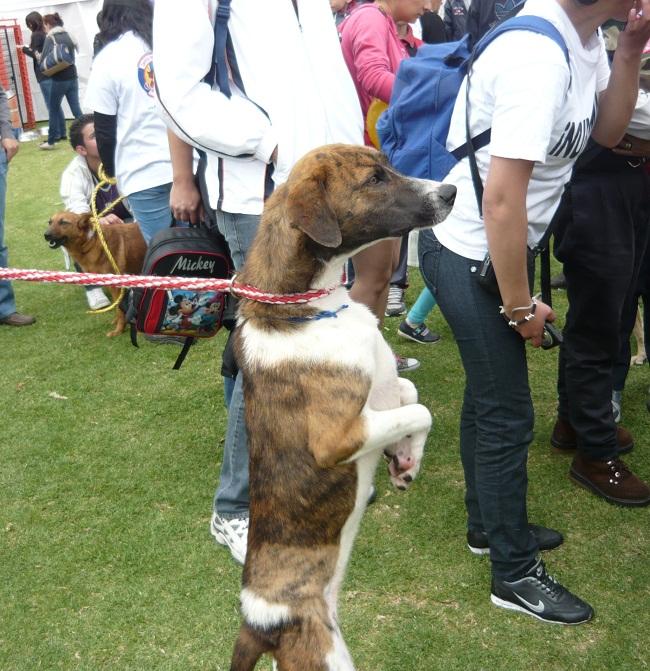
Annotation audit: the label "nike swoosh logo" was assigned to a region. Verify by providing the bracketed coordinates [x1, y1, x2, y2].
[514, 593, 545, 613]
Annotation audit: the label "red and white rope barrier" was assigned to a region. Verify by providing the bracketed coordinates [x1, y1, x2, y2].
[0, 268, 337, 305]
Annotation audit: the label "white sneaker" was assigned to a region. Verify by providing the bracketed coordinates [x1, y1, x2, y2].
[39, 141, 56, 150]
[86, 288, 111, 310]
[210, 512, 248, 565]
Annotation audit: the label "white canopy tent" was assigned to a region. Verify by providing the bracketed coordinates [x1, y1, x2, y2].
[1, 0, 102, 121]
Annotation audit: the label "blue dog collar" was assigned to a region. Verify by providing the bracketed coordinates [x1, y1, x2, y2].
[285, 304, 349, 323]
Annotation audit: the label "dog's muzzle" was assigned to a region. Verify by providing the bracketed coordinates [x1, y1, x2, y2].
[44, 232, 66, 249]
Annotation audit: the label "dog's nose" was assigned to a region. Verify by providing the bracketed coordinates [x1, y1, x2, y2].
[438, 184, 456, 205]
[44, 232, 52, 241]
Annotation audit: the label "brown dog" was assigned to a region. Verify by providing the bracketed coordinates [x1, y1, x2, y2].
[44, 211, 146, 336]
[229, 145, 456, 670]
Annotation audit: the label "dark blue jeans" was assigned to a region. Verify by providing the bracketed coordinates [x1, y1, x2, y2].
[47, 78, 82, 145]
[419, 229, 538, 580]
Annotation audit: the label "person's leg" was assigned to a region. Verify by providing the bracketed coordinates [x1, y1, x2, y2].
[419, 230, 536, 580]
[389, 233, 409, 287]
[0, 151, 17, 319]
[210, 211, 260, 561]
[46, 80, 65, 146]
[350, 238, 399, 327]
[557, 169, 646, 460]
[126, 183, 174, 244]
[64, 77, 83, 119]
[406, 286, 436, 326]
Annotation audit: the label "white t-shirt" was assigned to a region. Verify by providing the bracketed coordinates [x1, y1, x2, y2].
[434, 0, 610, 260]
[84, 32, 173, 197]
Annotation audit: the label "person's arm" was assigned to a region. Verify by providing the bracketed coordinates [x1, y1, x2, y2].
[482, 157, 554, 347]
[93, 112, 117, 178]
[168, 130, 202, 225]
[0, 87, 19, 163]
[347, 12, 396, 103]
[592, 2, 650, 147]
[152, 0, 276, 163]
[60, 160, 92, 214]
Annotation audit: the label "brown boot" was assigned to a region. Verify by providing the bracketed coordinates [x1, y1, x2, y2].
[570, 453, 650, 507]
[0, 312, 36, 326]
[551, 417, 633, 455]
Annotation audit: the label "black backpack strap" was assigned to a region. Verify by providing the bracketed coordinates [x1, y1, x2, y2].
[173, 337, 195, 370]
[130, 322, 139, 348]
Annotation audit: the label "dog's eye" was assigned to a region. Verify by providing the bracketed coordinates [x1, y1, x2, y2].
[367, 170, 386, 186]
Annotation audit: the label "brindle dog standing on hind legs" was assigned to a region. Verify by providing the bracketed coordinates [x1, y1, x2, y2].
[229, 145, 456, 671]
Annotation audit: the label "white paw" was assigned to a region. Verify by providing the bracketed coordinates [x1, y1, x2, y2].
[385, 428, 427, 490]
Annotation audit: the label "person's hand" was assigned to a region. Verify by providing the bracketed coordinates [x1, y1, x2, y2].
[2, 137, 19, 163]
[511, 299, 555, 348]
[98, 214, 124, 226]
[170, 177, 202, 225]
[617, 0, 650, 55]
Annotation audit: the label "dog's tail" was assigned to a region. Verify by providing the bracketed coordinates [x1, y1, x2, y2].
[229, 621, 277, 671]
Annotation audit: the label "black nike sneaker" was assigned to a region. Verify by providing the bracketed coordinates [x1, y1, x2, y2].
[491, 559, 594, 625]
[467, 524, 564, 556]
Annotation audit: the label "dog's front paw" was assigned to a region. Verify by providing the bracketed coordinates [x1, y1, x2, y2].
[384, 429, 427, 491]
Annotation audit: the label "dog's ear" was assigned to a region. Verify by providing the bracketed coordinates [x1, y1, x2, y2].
[285, 162, 342, 248]
[77, 213, 93, 231]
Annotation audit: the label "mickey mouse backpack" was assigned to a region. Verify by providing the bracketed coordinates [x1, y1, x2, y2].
[128, 222, 233, 369]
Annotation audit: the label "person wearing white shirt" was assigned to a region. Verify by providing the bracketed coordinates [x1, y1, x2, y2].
[153, 0, 363, 566]
[419, 0, 650, 624]
[84, 0, 173, 244]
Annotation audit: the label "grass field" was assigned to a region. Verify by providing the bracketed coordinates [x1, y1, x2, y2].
[1, 136, 649, 671]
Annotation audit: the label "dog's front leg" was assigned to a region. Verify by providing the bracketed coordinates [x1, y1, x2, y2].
[344, 403, 431, 467]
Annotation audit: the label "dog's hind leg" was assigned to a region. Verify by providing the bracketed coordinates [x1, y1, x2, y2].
[274, 618, 353, 671]
[229, 622, 277, 671]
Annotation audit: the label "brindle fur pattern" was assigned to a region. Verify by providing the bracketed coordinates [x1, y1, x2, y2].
[230, 145, 456, 670]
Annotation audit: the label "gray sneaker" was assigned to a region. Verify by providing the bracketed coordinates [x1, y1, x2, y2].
[395, 353, 420, 373]
[385, 285, 406, 317]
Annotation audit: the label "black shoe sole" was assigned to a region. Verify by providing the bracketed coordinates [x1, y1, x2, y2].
[569, 469, 650, 508]
[397, 329, 441, 345]
[491, 594, 594, 625]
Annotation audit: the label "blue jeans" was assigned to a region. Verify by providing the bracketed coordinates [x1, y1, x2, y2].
[213, 211, 260, 519]
[47, 78, 81, 145]
[419, 229, 537, 580]
[39, 79, 65, 141]
[0, 151, 17, 319]
[126, 183, 175, 244]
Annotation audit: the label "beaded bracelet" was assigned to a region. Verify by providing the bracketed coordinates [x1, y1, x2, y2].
[499, 299, 537, 328]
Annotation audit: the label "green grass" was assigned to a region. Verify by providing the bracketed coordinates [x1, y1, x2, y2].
[1, 136, 649, 671]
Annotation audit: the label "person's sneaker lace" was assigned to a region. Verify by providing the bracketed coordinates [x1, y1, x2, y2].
[491, 559, 594, 625]
[385, 286, 406, 317]
[210, 513, 249, 565]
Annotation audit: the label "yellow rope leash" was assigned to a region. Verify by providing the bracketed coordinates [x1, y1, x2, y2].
[87, 165, 127, 314]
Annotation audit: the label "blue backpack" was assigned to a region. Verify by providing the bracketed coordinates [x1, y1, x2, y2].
[376, 16, 570, 183]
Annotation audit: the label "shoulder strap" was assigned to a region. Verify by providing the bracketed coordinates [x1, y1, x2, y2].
[210, 0, 232, 98]
[465, 16, 570, 217]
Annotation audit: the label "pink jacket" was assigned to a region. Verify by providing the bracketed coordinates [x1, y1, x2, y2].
[339, 3, 409, 145]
